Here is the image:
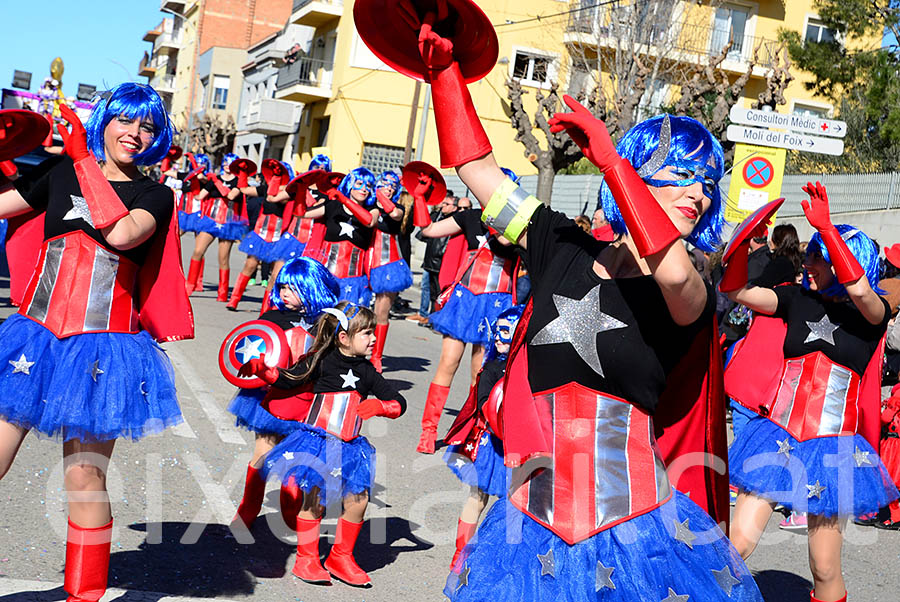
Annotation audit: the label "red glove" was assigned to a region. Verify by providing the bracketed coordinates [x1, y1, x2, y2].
[208, 173, 230, 197]
[237, 354, 279, 385]
[549, 95, 679, 257]
[357, 398, 402, 420]
[337, 191, 375, 226]
[0, 160, 17, 178]
[376, 188, 396, 213]
[236, 170, 249, 189]
[412, 175, 433, 228]
[186, 153, 198, 170]
[267, 174, 283, 197]
[801, 181, 864, 284]
[56, 104, 91, 163]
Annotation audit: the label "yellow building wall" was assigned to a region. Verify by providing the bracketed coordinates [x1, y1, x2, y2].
[170, 2, 201, 132]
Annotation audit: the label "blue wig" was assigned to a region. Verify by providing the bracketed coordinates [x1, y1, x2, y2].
[483, 305, 525, 364]
[280, 161, 295, 180]
[598, 114, 725, 252]
[194, 153, 211, 173]
[500, 167, 521, 184]
[376, 170, 402, 202]
[803, 224, 884, 297]
[220, 153, 239, 175]
[338, 167, 376, 207]
[268, 256, 340, 318]
[309, 154, 332, 172]
[84, 82, 174, 166]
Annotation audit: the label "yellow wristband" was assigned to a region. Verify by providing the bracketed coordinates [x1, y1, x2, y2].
[482, 178, 541, 243]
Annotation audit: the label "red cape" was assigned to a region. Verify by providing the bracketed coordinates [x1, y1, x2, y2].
[439, 233, 467, 291]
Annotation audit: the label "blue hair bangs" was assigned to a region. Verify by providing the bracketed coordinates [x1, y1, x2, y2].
[220, 153, 239, 174]
[338, 167, 376, 206]
[268, 256, 340, 317]
[803, 224, 884, 297]
[598, 114, 725, 252]
[309, 154, 332, 171]
[84, 82, 173, 166]
[280, 161, 295, 180]
[195, 153, 211, 172]
[376, 170, 402, 202]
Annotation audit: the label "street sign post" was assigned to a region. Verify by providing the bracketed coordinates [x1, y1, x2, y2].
[728, 106, 847, 138]
[726, 124, 845, 156]
[725, 143, 786, 223]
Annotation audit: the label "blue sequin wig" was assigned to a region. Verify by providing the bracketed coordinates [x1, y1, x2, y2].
[220, 152, 239, 175]
[268, 256, 340, 318]
[804, 224, 884, 297]
[483, 305, 524, 364]
[309, 153, 332, 171]
[338, 167, 376, 207]
[281, 161, 295, 180]
[193, 153, 211, 173]
[85, 82, 174, 166]
[598, 114, 725, 252]
[376, 170, 402, 202]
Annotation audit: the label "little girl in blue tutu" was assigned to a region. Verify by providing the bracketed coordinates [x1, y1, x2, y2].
[241, 301, 406, 587]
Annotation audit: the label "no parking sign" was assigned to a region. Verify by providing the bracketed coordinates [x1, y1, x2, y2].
[724, 143, 786, 223]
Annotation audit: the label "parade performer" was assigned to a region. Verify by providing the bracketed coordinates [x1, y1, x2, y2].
[877, 384, 900, 529]
[0, 83, 193, 602]
[354, 6, 761, 597]
[243, 302, 406, 586]
[301, 167, 379, 305]
[723, 182, 899, 602]
[367, 170, 413, 372]
[186, 152, 250, 300]
[413, 161, 515, 454]
[227, 159, 294, 311]
[442, 305, 521, 570]
[228, 256, 339, 528]
[178, 153, 211, 291]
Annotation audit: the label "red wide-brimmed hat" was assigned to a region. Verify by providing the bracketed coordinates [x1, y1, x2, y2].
[401, 161, 447, 205]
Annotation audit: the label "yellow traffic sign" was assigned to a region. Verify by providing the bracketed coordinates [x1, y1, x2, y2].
[724, 143, 786, 224]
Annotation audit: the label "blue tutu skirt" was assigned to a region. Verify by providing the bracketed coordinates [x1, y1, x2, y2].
[238, 232, 284, 263]
[270, 233, 305, 262]
[445, 491, 763, 601]
[443, 431, 508, 497]
[729, 415, 899, 517]
[227, 388, 300, 436]
[178, 211, 202, 233]
[430, 285, 512, 346]
[194, 216, 249, 241]
[0, 218, 7, 251]
[369, 259, 413, 294]
[336, 274, 372, 306]
[261, 423, 376, 507]
[0, 314, 181, 442]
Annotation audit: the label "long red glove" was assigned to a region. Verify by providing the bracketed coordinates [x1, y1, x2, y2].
[412, 176, 433, 228]
[236, 170, 249, 189]
[0, 160, 17, 178]
[186, 152, 198, 170]
[417, 16, 492, 168]
[376, 188, 396, 213]
[549, 95, 679, 257]
[237, 354, 279, 385]
[358, 398, 402, 420]
[801, 181, 864, 284]
[208, 172, 231, 197]
[337, 192, 375, 226]
[57, 104, 129, 229]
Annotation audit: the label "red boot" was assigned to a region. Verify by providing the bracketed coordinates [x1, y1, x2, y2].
[259, 289, 272, 315]
[194, 258, 205, 292]
[217, 269, 230, 302]
[292, 517, 331, 584]
[324, 518, 370, 586]
[280, 476, 302, 532]
[64, 518, 112, 602]
[416, 383, 450, 454]
[232, 464, 265, 528]
[371, 323, 389, 373]
[810, 592, 846, 602]
[185, 259, 202, 295]
[227, 272, 251, 311]
[450, 519, 478, 572]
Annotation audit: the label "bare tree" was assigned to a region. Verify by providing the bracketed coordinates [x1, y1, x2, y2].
[175, 113, 237, 163]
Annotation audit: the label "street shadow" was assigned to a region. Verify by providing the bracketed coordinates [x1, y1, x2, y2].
[383, 378, 414, 392]
[383, 356, 431, 373]
[0, 585, 68, 602]
[753, 569, 813, 601]
[352, 516, 434, 573]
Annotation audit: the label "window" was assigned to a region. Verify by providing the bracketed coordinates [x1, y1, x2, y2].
[315, 116, 330, 147]
[710, 5, 750, 60]
[361, 143, 406, 174]
[511, 49, 557, 88]
[199, 77, 208, 110]
[212, 75, 229, 110]
[792, 102, 830, 119]
[805, 18, 836, 44]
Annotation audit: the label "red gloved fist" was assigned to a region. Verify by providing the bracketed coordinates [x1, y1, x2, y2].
[237, 354, 279, 385]
[358, 398, 402, 420]
[56, 104, 91, 163]
[549, 95, 618, 171]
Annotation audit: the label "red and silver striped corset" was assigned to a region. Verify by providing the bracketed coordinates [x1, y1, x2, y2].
[455, 241, 514, 295]
[254, 212, 285, 243]
[285, 324, 314, 363]
[367, 229, 402, 271]
[286, 215, 315, 244]
[208, 197, 240, 224]
[180, 190, 202, 214]
[761, 352, 862, 441]
[19, 231, 140, 338]
[304, 391, 363, 441]
[510, 382, 672, 545]
[318, 240, 366, 279]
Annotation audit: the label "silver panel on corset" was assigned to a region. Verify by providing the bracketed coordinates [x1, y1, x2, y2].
[770, 358, 804, 428]
[326, 244, 340, 272]
[26, 238, 66, 323]
[347, 247, 362, 275]
[83, 247, 120, 331]
[379, 231, 391, 264]
[819, 364, 854, 436]
[526, 393, 556, 524]
[307, 394, 325, 423]
[327, 393, 350, 434]
[594, 402, 632, 528]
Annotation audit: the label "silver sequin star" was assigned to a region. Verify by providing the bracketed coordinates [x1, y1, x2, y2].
[340, 369, 359, 389]
[330, 467, 342, 477]
[530, 283, 626, 377]
[804, 314, 839, 345]
[283, 451, 295, 460]
[807, 480, 826, 499]
[88, 360, 104, 382]
[672, 518, 697, 549]
[480, 434, 490, 446]
[9, 353, 34, 375]
[454, 458, 466, 468]
[776, 438, 794, 458]
[595, 560, 615, 591]
[63, 195, 95, 227]
[711, 566, 740, 596]
[339, 221, 356, 238]
[660, 587, 690, 602]
[455, 564, 470, 591]
[537, 549, 555, 577]
[455, 289, 463, 298]
[852, 446, 873, 467]
[465, 442, 474, 451]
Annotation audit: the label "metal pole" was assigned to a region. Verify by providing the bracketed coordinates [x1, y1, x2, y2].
[414, 85, 431, 162]
[403, 81, 422, 164]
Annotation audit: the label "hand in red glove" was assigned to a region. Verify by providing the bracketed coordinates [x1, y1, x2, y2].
[800, 180, 864, 284]
[237, 354, 279, 385]
[357, 398, 402, 420]
[412, 174, 433, 228]
[418, 17, 454, 71]
[375, 188, 396, 213]
[208, 172, 230, 197]
[186, 152, 198, 170]
[800, 181, 834, 232]
[548, 95, 618, 171]
[236, 170, 249, 189]
[56, 104, 91, 163]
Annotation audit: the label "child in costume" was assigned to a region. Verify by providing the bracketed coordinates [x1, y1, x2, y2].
[229, 256, 339, 528]
[0, 83, 192, 602]
[723, 182, 899, 602]
[874, 383, 900, 529]
[176, 153, 210, 290]
[442, 305, 522, 570]
[241, 302, 406, 586]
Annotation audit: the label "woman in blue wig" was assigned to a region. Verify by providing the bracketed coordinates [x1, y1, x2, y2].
[0, 82, 192, 602]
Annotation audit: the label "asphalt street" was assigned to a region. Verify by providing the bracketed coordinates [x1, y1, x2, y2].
[0, 245, 898, 602]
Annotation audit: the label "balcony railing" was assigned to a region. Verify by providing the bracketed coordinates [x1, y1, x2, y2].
[153, 74, 176, 93]
[246, 98, 299, 134]
[293, 0, 342, 12]
[157, 30, 183, 50]
[160, 0, 186, 12]
[275, 57, 333, 91]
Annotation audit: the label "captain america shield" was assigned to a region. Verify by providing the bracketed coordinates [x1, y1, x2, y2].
[219, 320, 291, 388]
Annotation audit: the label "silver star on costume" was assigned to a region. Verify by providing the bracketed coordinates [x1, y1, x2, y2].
[63, 195, 95, 227]
[530, 284, 626, 377]
[88, 360, 104, 382]
[339, 221, 356, 238]
[465, 442, 474, 451]
[454, 458, 466, 468]
[776, 438, 794, 458]
[804, 314, 840, 345]
[475, 234, 487, 247]
[537, 549, 556, 577]
[852, 446, 873, 467]
[711, 566, 740, 596]
[234, 337, 265, 364]
[807, 480, 826, 499]
[9, 353, 35, 375]
[345, 285, 353, 294]
[660, 587, 690, 602]
[283, 451, 295, 460]
[480, 434, 490, 446]
[340, 369, 359, 389]
[493, 300, 501, 308]
[455, 565, 470, 591]
[672, 518, 697, 549]
[331, 467, 342, 477]
[595, 560, 615, 591]
[455, 289, 463, 298]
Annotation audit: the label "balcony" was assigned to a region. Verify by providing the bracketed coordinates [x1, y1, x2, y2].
[245, 98, 301, 135]
[291, 0, 343, 28]
[160, 0, 185, 12]
[152, 73, 176, 94]
[274, 57, 333, 103]
[143, 23, 163, 42]
[157, 30, 183, 51]
[138, 56, 156, 78]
